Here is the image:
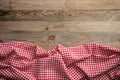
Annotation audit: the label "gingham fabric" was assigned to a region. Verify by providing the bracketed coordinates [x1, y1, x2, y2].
[0, 41, 120, 80]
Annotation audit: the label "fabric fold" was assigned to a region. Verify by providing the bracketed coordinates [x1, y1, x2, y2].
[0, 41, 120, 80]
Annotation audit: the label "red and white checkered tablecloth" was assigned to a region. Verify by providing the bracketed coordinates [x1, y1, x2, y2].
[0, 41, 120, 80]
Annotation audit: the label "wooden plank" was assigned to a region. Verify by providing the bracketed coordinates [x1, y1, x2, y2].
[12, 0, 65, 10]
[0, 30, 120, 44]
[1, 0, 120, 10]
[1, 21, 119, 49]
[0, 0, 12, 10]
[66, 0, 120, 10]
[0, 30, 120, 48]
[0, 10, 120, 21]
[0, 21, 120, 32]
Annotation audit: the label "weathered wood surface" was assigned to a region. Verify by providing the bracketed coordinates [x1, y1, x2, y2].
[1, 30, 120, 50]
[1, 30, 119, 43]
[0, 0, 120, 50]
[0, 21, 120, 50]
[0, 21, 120, 32]
[0, 0, 120, 10]
[0, 10, 120, 21]
[0, 0, 12, 10]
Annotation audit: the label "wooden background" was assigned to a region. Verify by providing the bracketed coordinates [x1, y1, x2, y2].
[0, 0, 120, 50]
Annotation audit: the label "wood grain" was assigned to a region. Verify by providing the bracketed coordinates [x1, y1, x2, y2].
[1, 21, 120, 48]
[0, 10, 120, 21]
[0, 0, 12, 10]
[0, 21, 120, 32]
[1, 0, 66, 10]
[0, 30, 119, 43]
[0, 0, 120, 10]
[66, 0, 120, 10]
[0, 0, 120, 49]
[0, 30, 120, 50]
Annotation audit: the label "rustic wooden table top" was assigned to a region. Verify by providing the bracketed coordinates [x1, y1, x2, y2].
[0, 0, 120, 50]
